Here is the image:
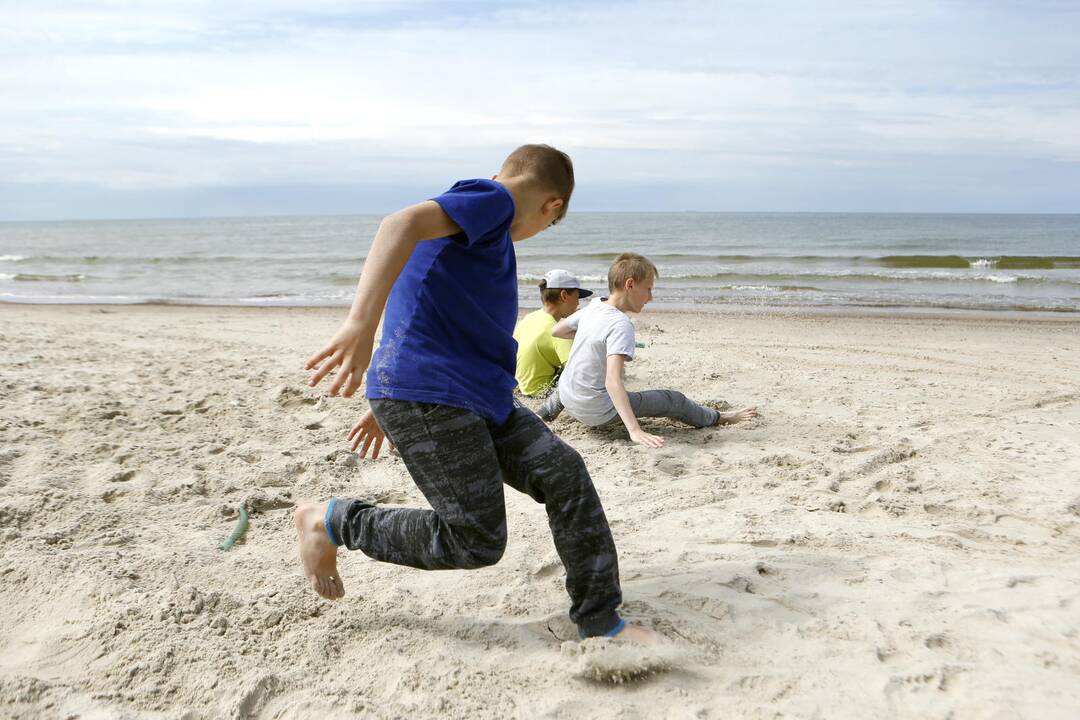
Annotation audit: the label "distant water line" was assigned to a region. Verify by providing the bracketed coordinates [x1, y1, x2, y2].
[2, 213, 1079, 314]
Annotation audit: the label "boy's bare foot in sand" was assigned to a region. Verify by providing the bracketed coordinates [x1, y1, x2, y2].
[294, 503, 345, 600]
[715, 406, 757, 425]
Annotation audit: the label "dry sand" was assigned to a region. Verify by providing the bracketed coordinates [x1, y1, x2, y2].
[1, 304, 1078, 719]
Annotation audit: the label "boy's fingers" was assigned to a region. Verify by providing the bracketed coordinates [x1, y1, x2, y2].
[304, 345, 334, 370]
[327, 367, 351, 396]
[373, 436, 384, 459]
[343, 371, 365, 398]
[349, 429, 364, 450]
[309, 350, 344, 386]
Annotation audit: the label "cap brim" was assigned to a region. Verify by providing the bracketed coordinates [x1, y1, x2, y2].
[577, 288, 594, 298]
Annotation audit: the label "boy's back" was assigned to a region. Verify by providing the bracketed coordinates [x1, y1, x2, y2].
[513, 308, 572, 396]
[369, 178, 518, 422]
[558, 299, 636, 426]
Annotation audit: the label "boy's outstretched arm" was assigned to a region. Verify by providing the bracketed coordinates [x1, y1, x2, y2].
[605, 354, 664, 449]
[305, 201, 462, 397]
[551, 318, 576, 339]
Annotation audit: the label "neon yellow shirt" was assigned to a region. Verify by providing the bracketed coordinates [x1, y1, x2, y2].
[513, 309, 573, 396]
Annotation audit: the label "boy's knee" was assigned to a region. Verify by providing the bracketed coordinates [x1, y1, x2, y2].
[661, 389, 689, 408]
[461, 529, 507, 568]
[548, 440, 587, 476]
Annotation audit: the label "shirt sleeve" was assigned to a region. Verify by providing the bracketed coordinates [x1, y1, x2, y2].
[431, 179, 515, 248]
[564, 307, 584, 332]
[606, 318, 636, 360]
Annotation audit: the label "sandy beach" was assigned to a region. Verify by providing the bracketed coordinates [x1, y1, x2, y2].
[1, 304, 1078, 719]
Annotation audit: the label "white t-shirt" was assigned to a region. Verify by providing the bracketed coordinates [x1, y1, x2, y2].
[557, 299, 636, 426]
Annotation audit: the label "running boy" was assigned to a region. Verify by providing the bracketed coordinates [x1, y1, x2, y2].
[513, 269, 592, 397]
[295, 145, 656, 642]
[539, 252, 757, 448]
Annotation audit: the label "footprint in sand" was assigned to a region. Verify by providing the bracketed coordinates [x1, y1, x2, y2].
[857, 439, 916, 475]
[371, 489, 410, 504]
[270, 385, 318, 410]
[530, 560, 563, 579]
[654, 456, 687, 477]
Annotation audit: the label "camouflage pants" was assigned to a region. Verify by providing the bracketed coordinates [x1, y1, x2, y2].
[327, 398, 623, 637]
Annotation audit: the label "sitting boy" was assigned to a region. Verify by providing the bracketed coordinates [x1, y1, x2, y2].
[295, 145, 658, 642]
[539, 252, 757, 448]
[513, 269, 592, 397]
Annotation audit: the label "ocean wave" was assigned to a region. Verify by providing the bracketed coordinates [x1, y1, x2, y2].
[9, 273, 87, 282]
[520, 253, 1080, 270]
[516, 271, 1074, 286]
[518, 273, 607, 284]
[878, 255, 1080, 269]
[0, 254, 365, 266]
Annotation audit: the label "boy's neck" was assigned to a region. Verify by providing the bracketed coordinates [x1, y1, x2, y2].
[605, 292, 633, 314]
[498, 176, 543, 240]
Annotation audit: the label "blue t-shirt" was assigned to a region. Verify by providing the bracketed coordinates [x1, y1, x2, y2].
[365, 179, 519, 423]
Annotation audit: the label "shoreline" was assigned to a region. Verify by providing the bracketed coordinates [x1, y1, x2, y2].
[3, 300, 1079, 324]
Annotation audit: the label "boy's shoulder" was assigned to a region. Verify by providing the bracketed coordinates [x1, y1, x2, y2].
[517, 308, 552, 328]
[581, 299, 633, 330]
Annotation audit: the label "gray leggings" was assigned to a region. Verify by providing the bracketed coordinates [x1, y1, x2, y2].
[540, 388, 719, 428]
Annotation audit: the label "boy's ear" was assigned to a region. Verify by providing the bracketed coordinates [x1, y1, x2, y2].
[544, 197, 564, 215]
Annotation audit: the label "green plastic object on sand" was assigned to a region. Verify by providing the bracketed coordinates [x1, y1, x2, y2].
[635, 341, 645, 348]
[220, 506, 249, 551]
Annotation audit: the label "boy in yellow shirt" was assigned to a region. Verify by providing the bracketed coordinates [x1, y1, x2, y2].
[513, 269, 592, 396]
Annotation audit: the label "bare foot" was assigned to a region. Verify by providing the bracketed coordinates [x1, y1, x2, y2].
[294, 503, 345, 600]
[610, 623, 667, 644]
[716, 406, 758, 425]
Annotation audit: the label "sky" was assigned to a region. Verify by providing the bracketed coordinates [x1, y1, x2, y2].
[2, 0, 1079, 220]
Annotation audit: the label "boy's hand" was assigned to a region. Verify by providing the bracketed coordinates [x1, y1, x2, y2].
[629, 428, 665, 449]
[346, 409, 392, 459]
[305, 319, 374, 397]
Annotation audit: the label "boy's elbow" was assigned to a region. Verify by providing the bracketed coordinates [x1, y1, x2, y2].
[378, 210, 411, 235]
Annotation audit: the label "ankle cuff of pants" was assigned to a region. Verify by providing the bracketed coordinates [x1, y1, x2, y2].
[326, 497, 376, 549]
[577, 611, 623, 639]
[324, 498, 341, 546]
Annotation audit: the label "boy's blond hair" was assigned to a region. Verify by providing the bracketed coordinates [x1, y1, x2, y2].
[500, 144, 574, 224]
[608, 252, 659, 293]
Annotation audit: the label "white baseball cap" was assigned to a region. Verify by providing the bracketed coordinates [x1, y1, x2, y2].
[543, 269, 593, 298]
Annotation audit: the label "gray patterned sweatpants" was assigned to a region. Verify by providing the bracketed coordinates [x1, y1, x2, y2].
[540, 387, 720, 428]
[326, 398, 623, 638]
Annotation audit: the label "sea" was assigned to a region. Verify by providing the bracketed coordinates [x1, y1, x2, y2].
[1, 213, 1078, 314]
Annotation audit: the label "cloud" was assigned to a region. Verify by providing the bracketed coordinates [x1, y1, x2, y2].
[2, 0, 1079, 217]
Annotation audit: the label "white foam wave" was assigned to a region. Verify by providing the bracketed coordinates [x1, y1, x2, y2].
[0, 255, 26, 262]
[0, 273, 15, 281]
[519, 273, 606, 284]
[971, 258, 997, 269]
